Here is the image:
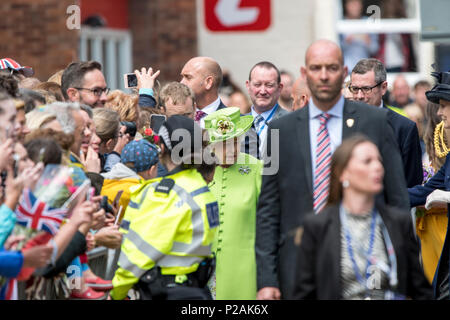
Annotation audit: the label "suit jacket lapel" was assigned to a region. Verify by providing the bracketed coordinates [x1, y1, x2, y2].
[297, 106, 313, 193]
[272, 104, 286, 121]
[342, 100, 359, 139]
[217, 100, 227, 110]
[327, 207, 342, 297]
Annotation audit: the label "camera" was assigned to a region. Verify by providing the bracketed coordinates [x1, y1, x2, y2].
[100, 196, 114, 215]
[120, 121, 137, 138]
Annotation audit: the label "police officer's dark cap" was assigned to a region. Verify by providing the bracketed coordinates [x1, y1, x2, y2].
[426, 70, 450, 104]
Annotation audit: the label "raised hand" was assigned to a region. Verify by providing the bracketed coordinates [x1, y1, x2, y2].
[134, 67, 160, 90]
[113, 125, 131, 155]
[82, 146, 101, 173]
[0, 138, 14, 172]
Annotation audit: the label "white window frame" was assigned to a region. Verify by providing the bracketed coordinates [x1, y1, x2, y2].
[334, 0, 434, 86]
[79, 27, 133, 91]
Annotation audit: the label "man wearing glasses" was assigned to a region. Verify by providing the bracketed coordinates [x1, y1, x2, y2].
[350, 58, 422, 187]
[61, 61, 109, 109]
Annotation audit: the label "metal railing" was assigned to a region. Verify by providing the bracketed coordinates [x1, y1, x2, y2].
[79, 27, 133, 91]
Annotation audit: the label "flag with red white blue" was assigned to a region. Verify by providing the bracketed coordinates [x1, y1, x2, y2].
[15, 188, 67, 235]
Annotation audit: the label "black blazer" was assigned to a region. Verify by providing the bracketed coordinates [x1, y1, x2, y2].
[217, 99, 227, 110]
[255, 99, 410, 299]
[292, 203, 432, 300]
[384, 105, 423, 187]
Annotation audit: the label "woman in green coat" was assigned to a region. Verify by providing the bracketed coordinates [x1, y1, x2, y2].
[204, 107, 263, 300]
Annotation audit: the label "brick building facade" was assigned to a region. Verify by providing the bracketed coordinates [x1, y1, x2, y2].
[0, 0, 198, 84]
[0, 0, 79, 81]
[129, 0, 197, 83]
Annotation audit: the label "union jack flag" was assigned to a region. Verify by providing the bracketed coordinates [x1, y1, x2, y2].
[15, 188, 67, 235]
[0, 58, 21, 69]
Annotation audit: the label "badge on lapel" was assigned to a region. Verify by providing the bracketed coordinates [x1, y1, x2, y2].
[346, 118, 355, 128]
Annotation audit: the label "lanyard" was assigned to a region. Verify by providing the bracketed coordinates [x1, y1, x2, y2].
[256, 104, 278, 136]
[340, 206, 377, 288]
[379, 217, 398, 290]
[340, 205, 400, 298]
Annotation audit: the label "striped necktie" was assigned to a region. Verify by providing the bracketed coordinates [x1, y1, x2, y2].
[313, 113, 332, 213]
[254, 114, 265, 134]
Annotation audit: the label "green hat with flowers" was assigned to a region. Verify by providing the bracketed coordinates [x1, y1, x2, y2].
[204, 107, 254, 143]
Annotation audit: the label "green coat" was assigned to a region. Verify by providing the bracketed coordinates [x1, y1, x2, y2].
[210, 153, 263, 300]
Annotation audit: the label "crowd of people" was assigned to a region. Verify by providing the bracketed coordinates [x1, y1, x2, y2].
[340, 0, 417, 74]
[0, 36, 449, 301]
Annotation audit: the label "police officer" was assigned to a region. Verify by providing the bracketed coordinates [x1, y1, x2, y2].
[110, 115, 218, 300]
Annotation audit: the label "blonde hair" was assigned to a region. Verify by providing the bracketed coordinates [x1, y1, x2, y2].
[34, 82, 64, 102]
[26, 109, 58, 131]
[34, 89, 57, 104]
[104, 90, 139, 122]
[18, 77, 41, 90]
[47, 69, 64, 86]
[93, 108, 120, 143]
[159, 82, 194, 110]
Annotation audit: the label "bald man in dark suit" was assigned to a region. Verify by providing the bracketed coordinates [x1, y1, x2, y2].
[256, 40, 409, 300]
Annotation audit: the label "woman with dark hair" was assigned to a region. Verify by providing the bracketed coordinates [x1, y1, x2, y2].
[24, 138, 62, 166]
[110, 115, 218, 300]
[293, 134, 431, 300]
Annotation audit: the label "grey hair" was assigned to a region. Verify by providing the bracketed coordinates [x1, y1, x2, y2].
[40, 101, 81, 134]
[352, 58, 387, 84]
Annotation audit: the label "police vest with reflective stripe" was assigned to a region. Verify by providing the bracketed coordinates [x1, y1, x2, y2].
[117, 168, 219, 279]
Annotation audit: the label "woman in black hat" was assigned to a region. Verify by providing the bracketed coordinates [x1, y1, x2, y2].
[409, 70, 450, 299]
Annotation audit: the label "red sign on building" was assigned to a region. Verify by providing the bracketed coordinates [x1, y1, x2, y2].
[205, 0, 271, 32]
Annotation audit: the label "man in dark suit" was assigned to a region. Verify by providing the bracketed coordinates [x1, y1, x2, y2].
[350, 58, 423, 187]
[255, 39, 409, 300]
[241, 61, 290, 159]
[180, 56, 226, 128]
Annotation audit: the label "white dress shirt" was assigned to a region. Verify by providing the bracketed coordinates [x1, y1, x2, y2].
[196, 97, 221, 128]
[309, 95, 345, 177]
[251, 104, 279, 157]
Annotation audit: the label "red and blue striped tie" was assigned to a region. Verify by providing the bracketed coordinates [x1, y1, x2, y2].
[313, 113, 332, 213]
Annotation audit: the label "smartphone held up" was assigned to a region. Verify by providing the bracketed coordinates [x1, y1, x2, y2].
[124, 73, 138, 89]
[150, 114, 167, 133]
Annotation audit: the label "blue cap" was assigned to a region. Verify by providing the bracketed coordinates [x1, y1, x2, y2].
[121, 140, 159, 173]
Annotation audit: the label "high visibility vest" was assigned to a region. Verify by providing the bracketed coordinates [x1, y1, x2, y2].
[387, 104, 408, 118]
[111, 168, 219, 300]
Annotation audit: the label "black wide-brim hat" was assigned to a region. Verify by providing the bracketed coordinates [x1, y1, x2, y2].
[426, 71, 450, 104]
